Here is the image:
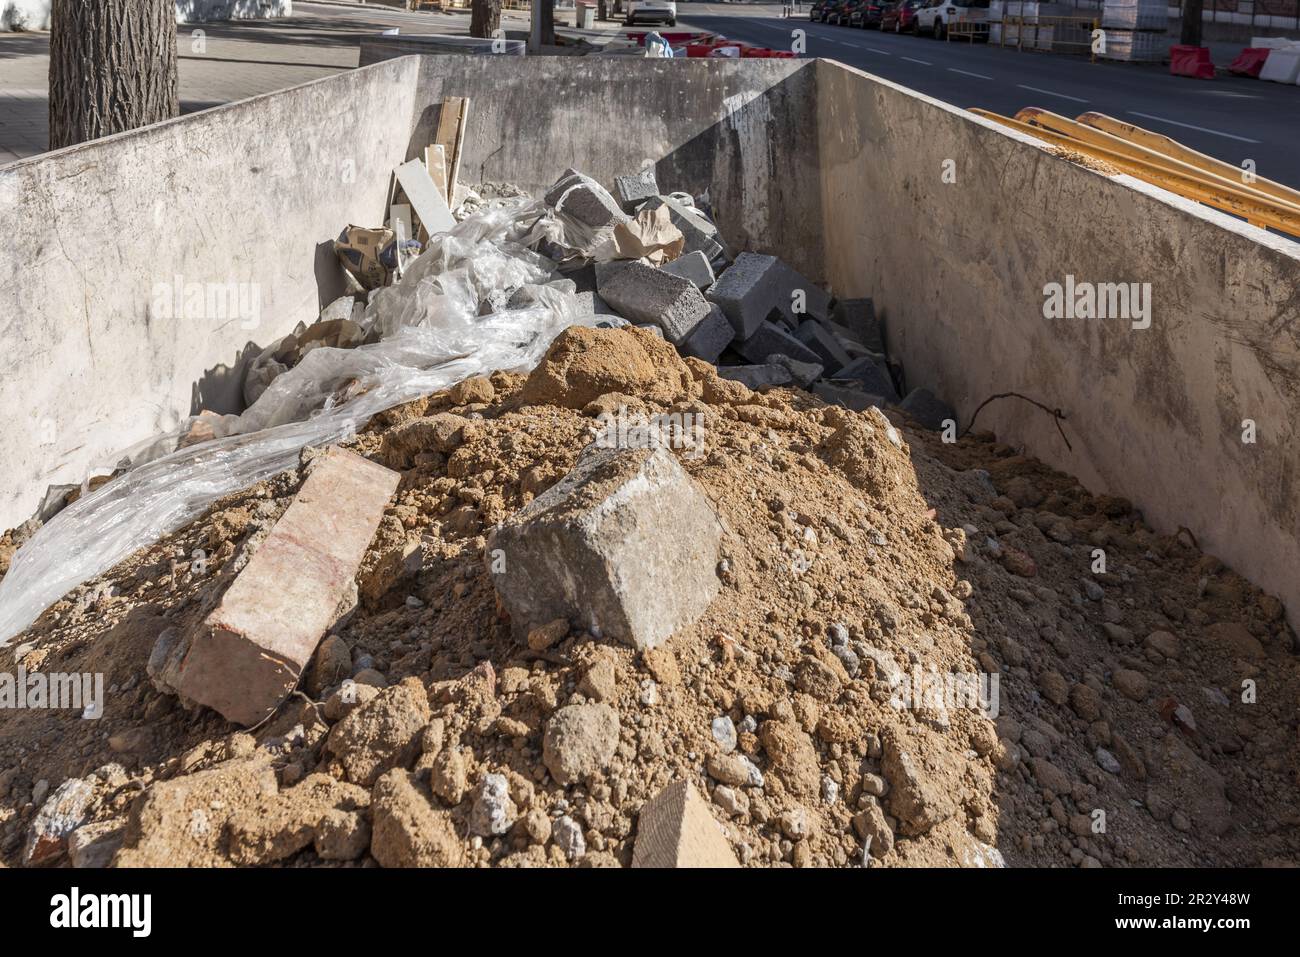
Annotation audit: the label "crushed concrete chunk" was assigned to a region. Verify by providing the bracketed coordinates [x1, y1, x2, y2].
[487, 444, 721, 651]
[149, 448, 400, 727]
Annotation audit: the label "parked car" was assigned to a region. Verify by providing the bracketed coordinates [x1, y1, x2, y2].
[625, 0, 677, 26]
[848, 1, 888, 28]
[829, 0, 863, 24]
[913, 0, 987, 39]
[881, 0, 924, 32]
[809, 0, 832, 21]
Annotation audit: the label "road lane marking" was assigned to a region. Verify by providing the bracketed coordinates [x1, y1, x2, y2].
[900, 56, 932, 65]
[1017, 84, 1088, 103]
[949, 68, 992, 79]
[1127, 110, 1261, 144]
[867, 47, 892, 54]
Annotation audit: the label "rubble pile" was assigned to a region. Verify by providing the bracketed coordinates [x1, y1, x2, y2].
[0, 169, 1297, 870]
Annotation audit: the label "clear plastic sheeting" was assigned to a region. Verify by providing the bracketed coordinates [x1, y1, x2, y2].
[0, 199, 596, 646]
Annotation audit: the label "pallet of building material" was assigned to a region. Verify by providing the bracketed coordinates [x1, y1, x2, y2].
[1098, 27, 1167, 62]
[1100, 0, 1167, 31]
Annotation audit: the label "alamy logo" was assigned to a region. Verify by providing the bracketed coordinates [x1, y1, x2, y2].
[889, 667, 1000, 718]
[595, 407, 705, 459]
[0, 668, 105, 719]
[1042, 275, 1151, 330]
[49, 887, 151, 937]
[151, 275, 261, 330]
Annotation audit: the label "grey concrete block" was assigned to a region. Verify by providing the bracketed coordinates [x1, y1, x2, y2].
[635, 323, 665, 339]
[770, 261, 832, 324]
[899, 387, 957, 431]
[546, 170, 627, 230]
[597, 261, 711, 345]
[574, 290, 621, 320]
[734, 319, 821, 367]
[717, 363, 794, 391]
[707, 252, 783, 340]
[794, 319, 852, 376]
[659, 250, 716, 290]
[677, 303, 734, 364]
[813, 381, 885, 413]
[487, 445, 721, 651]
[594, 260, 631, 289]
[767, 354, 823, 388]
[832, 297, 884, 354]
[613, 168, 659, 212]
[641, 195, 723, 261]
[833, 355, 899, 404]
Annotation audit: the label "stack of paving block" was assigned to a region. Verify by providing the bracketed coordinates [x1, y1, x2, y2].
[547, 168, 959, 432]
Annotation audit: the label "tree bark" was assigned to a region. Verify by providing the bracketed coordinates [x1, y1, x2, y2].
[1180, 0, 1204, 46]
[470, 0, 503, 38]
[541, 0, 556, 45]
[48, 0, 178, 151]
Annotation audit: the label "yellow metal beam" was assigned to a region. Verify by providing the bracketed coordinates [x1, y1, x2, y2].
[968, 108, 1300, 236]
[1013, 107, 1300, 222]
[1075, 111, 1300, 211]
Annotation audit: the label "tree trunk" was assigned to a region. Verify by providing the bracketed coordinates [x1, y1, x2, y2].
[470, 0, 503, 38]
[1180, 0, 1204, 46]
[541, 0, 555, 44]
[48, 0, 178, 151]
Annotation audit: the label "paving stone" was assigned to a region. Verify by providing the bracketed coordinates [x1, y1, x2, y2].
[149, 448, 400, 727]
[833, 355, 900, 404]
[659, 250, 716, 290]
[613, 167, 659, 212]
[899, 387, 957, 431]
[832, 297, 885, 353]
[794, 318, 852, 376]
[706, 252, 783, 340]
[487, 445, 721, 651]
[733, 319, 821, 366]
[597, 260, 711, 344]
[640, 195, 724, 261]
[717, 363, 795, 391]
[677, 303, 734, 364]
[812, 381, 885, 412]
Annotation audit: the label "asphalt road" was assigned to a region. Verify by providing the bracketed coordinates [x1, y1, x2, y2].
[677, 3, 1300, 189]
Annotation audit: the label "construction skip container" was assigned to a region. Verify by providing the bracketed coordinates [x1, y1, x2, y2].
[1, 54, 1299, 636]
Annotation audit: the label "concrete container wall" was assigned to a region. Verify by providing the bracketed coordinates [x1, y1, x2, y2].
[815, 59, 1300, 623]
[408, 56, 824, 280]
[0, 57, 422, 529]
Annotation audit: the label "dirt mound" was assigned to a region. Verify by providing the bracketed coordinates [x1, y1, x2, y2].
[516, 325, 696, 410]
[1, 326, 1297, 869]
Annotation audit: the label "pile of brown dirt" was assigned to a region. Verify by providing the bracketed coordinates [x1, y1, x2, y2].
[1, 325, 1297, 869]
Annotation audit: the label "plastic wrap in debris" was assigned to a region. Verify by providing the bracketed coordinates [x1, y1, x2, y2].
[0, 199, 594, 646]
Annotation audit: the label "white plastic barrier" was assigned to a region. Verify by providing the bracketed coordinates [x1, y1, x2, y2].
[1259, 48, 1300, 83]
